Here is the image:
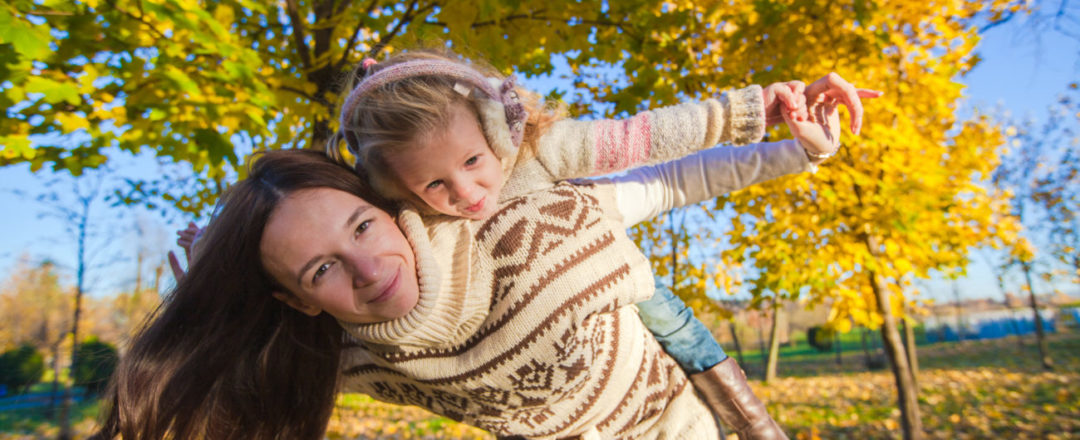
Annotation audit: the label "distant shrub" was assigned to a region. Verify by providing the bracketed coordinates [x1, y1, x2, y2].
[72, 337, 118, 397]
[807, 326, 835, 352]
[0, 344, 45, 394]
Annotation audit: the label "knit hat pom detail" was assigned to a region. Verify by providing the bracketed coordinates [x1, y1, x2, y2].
[498, 76, 528, 148]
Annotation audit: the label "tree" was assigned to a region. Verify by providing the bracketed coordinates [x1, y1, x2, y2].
[84, 215, 168, 343]
[28, 168, 118, 439]
[0, 257, 73, 417]
[71, 337, 118, 397]
[764, 301, 783, 382]
[990, 83, 1079, 371]
[0, 257, 71, 354]
[0, 344, 45, 395]
[807, 326, 834, 352]
[697, 2, 1026, 438]
[2, 0, 769, 215]
[1029, 84, 1080, 286]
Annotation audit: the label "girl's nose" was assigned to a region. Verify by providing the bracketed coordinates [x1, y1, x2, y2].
[450, 181, 476, 203]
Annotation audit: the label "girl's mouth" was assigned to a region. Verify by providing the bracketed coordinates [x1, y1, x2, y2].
[464, 198, 485, 213]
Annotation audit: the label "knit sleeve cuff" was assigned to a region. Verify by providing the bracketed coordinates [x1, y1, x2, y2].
[724, 85, 766, 145]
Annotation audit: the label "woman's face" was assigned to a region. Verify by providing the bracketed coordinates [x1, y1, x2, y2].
[260, 187, 419, 324]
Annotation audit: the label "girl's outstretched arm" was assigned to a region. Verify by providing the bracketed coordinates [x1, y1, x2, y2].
[525, 85, 766, 185]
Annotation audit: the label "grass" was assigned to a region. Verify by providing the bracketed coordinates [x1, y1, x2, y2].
[762, 331, 1080, 439]
[0, 400, 99, 439]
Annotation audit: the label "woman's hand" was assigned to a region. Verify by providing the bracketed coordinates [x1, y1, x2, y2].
[168, 222, 204, 282]
[784, 97, 841, 163]
[803, 73, 883, 136]
[784, 73, 883, 163]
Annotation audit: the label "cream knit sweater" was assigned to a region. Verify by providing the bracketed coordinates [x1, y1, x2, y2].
[497, 85, 765, 201]
[339, 139, 814, 439]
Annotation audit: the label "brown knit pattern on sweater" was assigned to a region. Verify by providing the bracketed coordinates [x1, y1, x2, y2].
[341, 183, 709, 439]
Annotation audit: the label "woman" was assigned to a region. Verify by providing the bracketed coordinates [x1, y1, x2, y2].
[93, 150, 376, 439]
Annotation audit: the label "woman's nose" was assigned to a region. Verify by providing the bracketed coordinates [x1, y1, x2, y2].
[348, 255, 381, 286]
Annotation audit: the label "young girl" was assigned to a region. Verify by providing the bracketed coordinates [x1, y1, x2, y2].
[331, 50, 878, 438]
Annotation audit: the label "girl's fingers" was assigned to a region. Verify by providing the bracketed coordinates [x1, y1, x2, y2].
[775, 85, 799, 110]
[790, 80, 806, 97]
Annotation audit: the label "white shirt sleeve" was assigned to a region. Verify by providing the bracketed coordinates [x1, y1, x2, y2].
[607, 140, 813, 227]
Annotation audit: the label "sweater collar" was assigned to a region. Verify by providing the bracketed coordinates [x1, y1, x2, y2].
[340, 205, 490, 349]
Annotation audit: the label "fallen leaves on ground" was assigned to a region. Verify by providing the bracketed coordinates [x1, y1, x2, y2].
[324, 333, 1080, 439]
[3, 334, 1075, 439]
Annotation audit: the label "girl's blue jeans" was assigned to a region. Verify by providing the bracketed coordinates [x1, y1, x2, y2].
[636, 278, 728, 374]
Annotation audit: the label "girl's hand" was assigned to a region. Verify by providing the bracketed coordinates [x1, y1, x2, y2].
[763, 81, 808, 127]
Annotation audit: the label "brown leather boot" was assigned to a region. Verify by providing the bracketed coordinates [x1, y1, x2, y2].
[689, 357, 788, 440]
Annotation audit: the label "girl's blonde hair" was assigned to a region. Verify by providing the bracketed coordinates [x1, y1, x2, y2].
[329, 48, 561, 202]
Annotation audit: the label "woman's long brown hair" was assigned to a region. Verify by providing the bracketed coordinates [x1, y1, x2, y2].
[92, 149, 394, 439]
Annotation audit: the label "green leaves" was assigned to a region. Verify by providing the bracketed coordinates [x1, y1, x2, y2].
[0, 6, 52, 60]
[24, 77, 80, 105]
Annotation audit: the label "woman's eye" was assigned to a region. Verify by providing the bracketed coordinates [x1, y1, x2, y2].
[355, 220, 371, 235]
[464, 155, 478, 166]
[426, 180, 443, 190]
[313, 262, 332, 283]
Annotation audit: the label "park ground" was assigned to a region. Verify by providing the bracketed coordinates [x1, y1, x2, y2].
[2, 331, 1077, 439]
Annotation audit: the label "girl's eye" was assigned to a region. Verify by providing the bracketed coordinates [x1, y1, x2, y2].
[464, 156, 478, 166]
[426, 180, 443, 190]
[313, 262, 333, 284]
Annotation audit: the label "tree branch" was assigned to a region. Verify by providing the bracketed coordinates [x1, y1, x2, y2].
[280, 85, 331, 107]
[286, 0, 313, 69]
[367, 0, 434, 60]
[103, 0, 169, 40]
[335, 0, 383, 71]
[421, 12, 627, 33]
[978, 9, 1019, 33]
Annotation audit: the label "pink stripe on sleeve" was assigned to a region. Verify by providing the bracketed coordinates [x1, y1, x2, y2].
[593, 113, 652, 174]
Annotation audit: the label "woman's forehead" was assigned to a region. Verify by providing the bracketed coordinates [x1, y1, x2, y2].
[261, 189, 372, 253]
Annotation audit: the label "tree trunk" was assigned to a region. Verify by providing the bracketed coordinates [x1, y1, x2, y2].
[48, 341, 61, 419]
[952, 281, 966, 343]
[902, 317, 920, 388]
[869, 270, 923, 440]
[59, 205, 90, 440]
[756, 314, 768, 380]
[134, 248, 143, 295]
[764, 304, 782, 382]
[834, 329, 842, 365]
[152, 261, 164, 296]
[985, 254, 1025, 345]
[860, 328, 873, 368]
[1021, 262, 1054, 370]
[730, 320, 745, 367]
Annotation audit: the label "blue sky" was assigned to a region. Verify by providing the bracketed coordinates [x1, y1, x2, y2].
[1, 15, 1077, 301]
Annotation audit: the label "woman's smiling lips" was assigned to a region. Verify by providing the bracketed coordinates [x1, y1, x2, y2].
[367, 266, 401, 304]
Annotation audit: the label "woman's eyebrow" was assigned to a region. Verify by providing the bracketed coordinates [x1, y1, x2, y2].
[344, 204, 371, 229]
[295, 204, 372, 286]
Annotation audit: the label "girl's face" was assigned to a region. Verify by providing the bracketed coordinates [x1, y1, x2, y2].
[260, 187, 420, 324]
[384, 103, 505, 220]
